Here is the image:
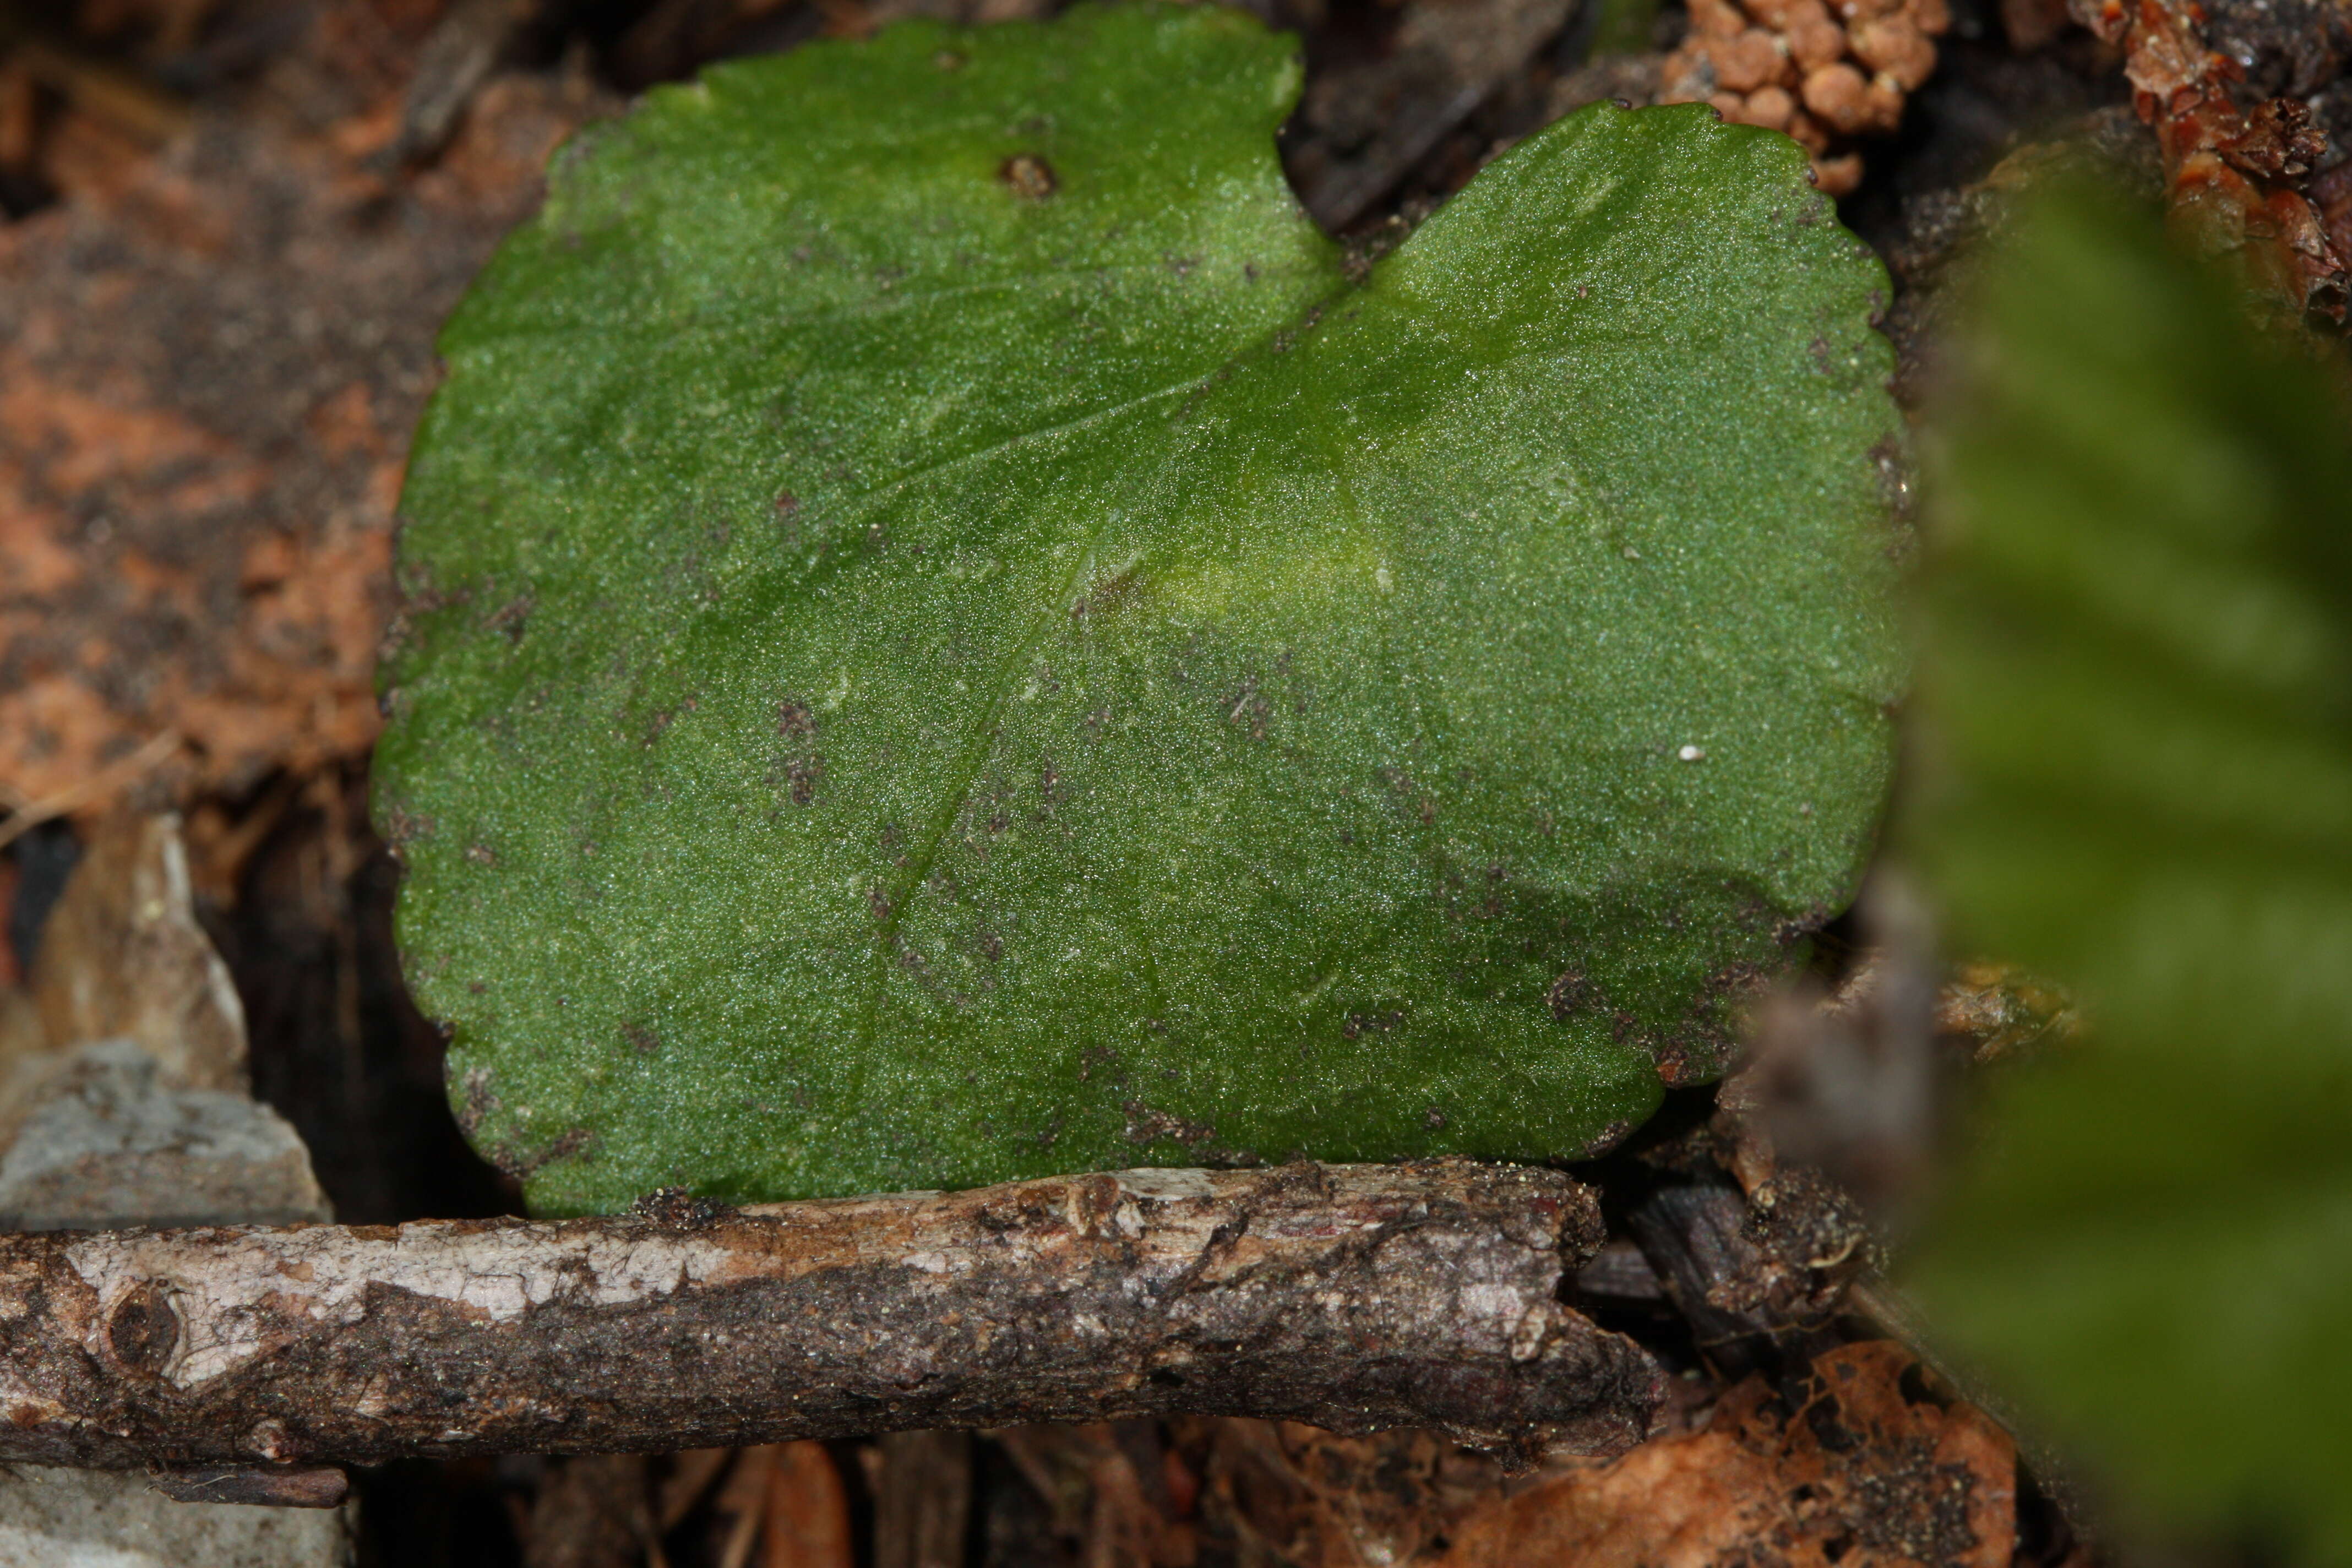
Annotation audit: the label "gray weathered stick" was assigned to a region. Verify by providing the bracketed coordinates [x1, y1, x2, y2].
[0, 1161, 1662, 1471]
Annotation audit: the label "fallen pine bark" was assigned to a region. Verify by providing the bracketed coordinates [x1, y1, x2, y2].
[0, 1159, 1663, 1476]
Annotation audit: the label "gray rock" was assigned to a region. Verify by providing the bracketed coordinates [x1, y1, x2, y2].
[0, 1468, 352, 1568]
[0, 1039, 348, 1566]
[0, 1041, 330, 1233]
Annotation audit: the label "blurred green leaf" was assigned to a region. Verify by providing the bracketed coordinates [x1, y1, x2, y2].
[1905, 185, 2352, 1561]
[375, 3, 1904, 1213]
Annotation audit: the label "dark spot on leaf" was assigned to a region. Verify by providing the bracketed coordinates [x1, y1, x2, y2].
[493, 1125, 596, 1180]
[777, 700, 815, 738]
[1224, 679, 1271, 739]
[1122, 1101, 1216, 1147]
[1652, 1036, 1702, 1085]
[1547, 969, 1592, 1020]
[999, 154, 1056, 200]
[381, 804, 433, 847]
[624, 1022, 660, 1055]
[456, 1066, 498, 1136]
[486, 596, 532, 644]
[785, 755, 824, 805]
[1071, 565, 1142, 618]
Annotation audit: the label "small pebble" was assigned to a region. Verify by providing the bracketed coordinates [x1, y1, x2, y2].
[1850, 14, 1937, 88]
[1714, 28, 1792, 91]
[1738, 85, 1796, 129]
[1691, 0, 1750, 36]
[1801, 62, 1872, 135]
[1812, 152, 1865, 195]
[1789, 12, 1848, 67]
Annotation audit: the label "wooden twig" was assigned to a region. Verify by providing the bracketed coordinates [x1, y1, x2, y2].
[0, 34, 190, 147]
[0, 1162, 1662, 1473]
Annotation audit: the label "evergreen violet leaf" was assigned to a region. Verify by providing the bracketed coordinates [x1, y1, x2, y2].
[374, 2, 1905, 1214]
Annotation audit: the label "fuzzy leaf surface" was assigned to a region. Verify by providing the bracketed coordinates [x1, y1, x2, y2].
[377, 4, 1903, 1212]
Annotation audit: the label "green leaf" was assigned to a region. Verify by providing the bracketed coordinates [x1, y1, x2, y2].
[1903, 186, 2352, 1562]
[375, 2, 1904, 1213]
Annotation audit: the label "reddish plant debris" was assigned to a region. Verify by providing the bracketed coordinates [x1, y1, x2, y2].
[2316, 159, 2352, 270]
[1434, 1342, 2017, 1568]
[2074, 0, 2347, 313]
[0, 5, 614, 814]
[976, 1346, 2015, 1568]
[1661, 0, 1953, 195]
[1185, 1420, 1495, 1568]
[1000, 1418, 1506, 1568]
[1935, 959, 2079, 1061]
[999, 1423, 1204, 1568]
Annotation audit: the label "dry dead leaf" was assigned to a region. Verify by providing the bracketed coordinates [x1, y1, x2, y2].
[658, 1447, 738, 1533]
[1181, 1419, 1501, 1568]
[716, 1442, 779, 1568]
[1436, 1342, 2016, 1568]
[25, 810, 245, 1091]
[2072, 0, 2345, 313]
[765, 1441, 853, 1568]
[0, 3, 616, 808]
[994, 1424, 1196, 1568]
[523, 1453, 651, 1568]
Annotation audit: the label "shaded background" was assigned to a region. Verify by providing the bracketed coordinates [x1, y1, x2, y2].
[1, 0, 2343, 1560]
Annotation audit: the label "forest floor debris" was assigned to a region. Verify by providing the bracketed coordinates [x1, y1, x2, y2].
[5, 0, 2343, 1561]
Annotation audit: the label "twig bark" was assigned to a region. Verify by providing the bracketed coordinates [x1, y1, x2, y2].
[0, 1161, 1662, 1472]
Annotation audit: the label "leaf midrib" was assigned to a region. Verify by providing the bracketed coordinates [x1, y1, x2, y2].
[840, 266, 1366, 1070]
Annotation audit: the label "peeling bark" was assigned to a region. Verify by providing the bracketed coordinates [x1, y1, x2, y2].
[0, 1161, 1662, 1470]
